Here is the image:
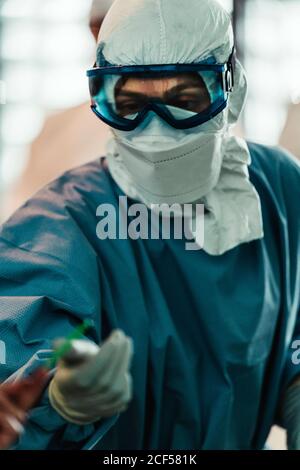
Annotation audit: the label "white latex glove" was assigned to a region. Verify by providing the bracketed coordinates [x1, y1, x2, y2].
[49, 330, 133, 425]
[281, 378, 300, 450]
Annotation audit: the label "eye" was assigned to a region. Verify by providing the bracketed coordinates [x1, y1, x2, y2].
[116, 100, 143, 117]
[167, 92, 211, 113]
[177, 99, 201, 110]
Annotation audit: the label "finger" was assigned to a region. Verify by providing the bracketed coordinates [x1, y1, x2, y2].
[68, 373, 132, 412]
[5, 368, 49, 396]
[59, 340, 100, 366]
[56, 331, 123, 383]
[0, 412, 23, 450]
[58, 341, 123, 392]
[68, 386, 129, 412]
[74, 330, 130, 387]
[98, 340, 132, 395]
[97, 337, 133, 391]
[55, 331, 131, 392]
[5, 415, 24, 435]
[0, 394, 26, 423]
[7, 369, 49, 409]
[98, 372, 132, 406]
[26, 368, 49, 403]
[108, 337, 133, 384]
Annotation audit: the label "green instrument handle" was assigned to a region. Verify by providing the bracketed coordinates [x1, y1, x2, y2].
[46, 320, 93, 369]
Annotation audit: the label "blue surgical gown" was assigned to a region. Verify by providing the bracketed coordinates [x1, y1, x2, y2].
[0, 142, 299, 450]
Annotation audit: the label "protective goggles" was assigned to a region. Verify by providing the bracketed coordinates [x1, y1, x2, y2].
[86, 55, 234, 131]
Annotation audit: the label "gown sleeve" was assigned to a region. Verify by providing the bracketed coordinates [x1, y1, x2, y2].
[0, 181, 118, 449]
[278, 150, 300, 389]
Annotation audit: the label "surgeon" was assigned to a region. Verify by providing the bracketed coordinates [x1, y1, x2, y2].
[0, 0, 300, 450]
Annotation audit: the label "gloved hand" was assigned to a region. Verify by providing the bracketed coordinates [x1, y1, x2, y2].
[48, 329, 133, 425]
[281, 378, 300, 450]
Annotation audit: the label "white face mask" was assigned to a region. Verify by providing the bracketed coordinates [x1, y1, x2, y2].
[110, 107, 227, 205]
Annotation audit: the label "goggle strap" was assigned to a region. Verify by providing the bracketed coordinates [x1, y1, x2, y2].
[225, 46, 236, 92]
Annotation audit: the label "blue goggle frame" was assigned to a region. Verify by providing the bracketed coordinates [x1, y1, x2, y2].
[86, 58, 235, 131]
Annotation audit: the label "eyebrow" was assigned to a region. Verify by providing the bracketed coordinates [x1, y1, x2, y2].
[165, 82, 206, 98]
[115, 80, 206, 100]
[115, 90, 148, 99]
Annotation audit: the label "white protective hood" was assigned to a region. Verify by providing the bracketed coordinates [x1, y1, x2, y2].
[96, 0, 264, 255]
[90, 0, 115, 21]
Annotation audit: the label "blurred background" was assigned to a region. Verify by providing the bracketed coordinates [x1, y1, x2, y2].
[1, 0, 300, 220]
[0, 0, 299, 449]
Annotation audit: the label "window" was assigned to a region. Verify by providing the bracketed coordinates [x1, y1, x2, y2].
[0, 0, 95, 194]
[243, 0, 300, 144]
